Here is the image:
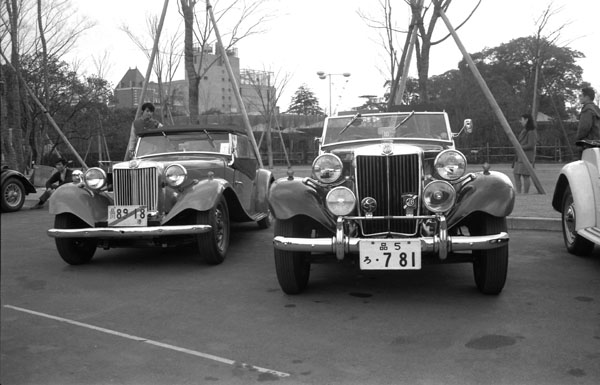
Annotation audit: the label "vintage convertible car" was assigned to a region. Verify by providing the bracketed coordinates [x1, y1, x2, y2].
[1, 165, 37, 212]
[47, 125, 272, 265]
[269, 111, 515, 295]
[552, 140, 600, 256]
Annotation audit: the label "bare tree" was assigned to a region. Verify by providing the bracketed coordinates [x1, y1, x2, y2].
[242, 67, 291, 167]
[178, 0, 272, 123]
[372, 0, 480, 106]
[121, 14, 183, 122]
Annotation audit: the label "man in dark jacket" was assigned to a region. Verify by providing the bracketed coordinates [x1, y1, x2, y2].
[576, 87, 600, 158]
[30, 158, 73, 209]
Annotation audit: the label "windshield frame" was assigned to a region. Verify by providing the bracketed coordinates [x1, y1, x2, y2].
[134, 132, 233, 159]
[320, 112, 454, 148]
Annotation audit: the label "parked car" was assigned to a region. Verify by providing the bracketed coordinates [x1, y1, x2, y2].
[47, 125, 272, 265]
[552, 140, 600, 256]
[269, 111, 515, 295]
[1, 166, 37, 212]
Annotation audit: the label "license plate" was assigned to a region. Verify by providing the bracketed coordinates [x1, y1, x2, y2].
[108, 205, 148, 227]
[359, 239, 421, 270]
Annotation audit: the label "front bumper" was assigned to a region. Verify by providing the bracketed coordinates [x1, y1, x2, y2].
[273, 215, 508, 260]
[47, 224, 212, 239]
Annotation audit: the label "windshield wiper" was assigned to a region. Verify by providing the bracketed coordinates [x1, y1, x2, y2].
[394, 111, 415, 130]
[203, 129, 216, 148]
[339, 112, 362, 136]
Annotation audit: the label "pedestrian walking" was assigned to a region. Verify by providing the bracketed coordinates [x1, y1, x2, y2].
[513, 113, 537, 194]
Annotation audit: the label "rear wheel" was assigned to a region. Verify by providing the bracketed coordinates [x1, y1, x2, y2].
[561, 186, 594, 256]
[1, 177, 26, 212]
[196, 197, 230, 265]
[274, 218, 311, 294]
[54, 213, 97, 265]
[469, 214, 508, 295]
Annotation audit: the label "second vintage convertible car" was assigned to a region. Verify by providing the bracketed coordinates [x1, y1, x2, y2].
[552, 140, 600, 256]
[269, 111, 515, 295]
[47, 124, 272, 265]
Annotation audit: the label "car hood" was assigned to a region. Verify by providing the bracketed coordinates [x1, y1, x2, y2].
[323, 141, 451, 157]
[112, 157, 228, 180]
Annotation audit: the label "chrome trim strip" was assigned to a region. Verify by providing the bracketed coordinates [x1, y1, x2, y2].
[47, 225, 211, 238]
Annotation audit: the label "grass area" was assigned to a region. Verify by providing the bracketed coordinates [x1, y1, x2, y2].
[270, 162, 565, 219]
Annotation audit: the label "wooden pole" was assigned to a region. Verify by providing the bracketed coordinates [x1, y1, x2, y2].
[124, 0, 170, 160]
[0, 51, 88, 168]
[394, 0, 423, 105]
[437, 6, 545, 194]
[206, 0, 264, 168]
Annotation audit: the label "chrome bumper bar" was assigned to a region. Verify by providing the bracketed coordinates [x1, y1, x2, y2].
[47, 225, 212, 238]
[273, 215, 509, 260]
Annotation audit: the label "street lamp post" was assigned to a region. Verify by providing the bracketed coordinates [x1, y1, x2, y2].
[317, 71, 351, 116]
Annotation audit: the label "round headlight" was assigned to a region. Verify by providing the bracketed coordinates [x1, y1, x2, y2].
[434, 149, 467, 180]
[165, 164, 187, 187]
[326, 187, 356, 216]
[312, 154, 343, 184]
[423, 180, 456, 213]
[83, 167, 107, 190]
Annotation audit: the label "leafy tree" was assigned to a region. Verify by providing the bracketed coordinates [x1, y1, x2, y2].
[286, 85, 324, 116]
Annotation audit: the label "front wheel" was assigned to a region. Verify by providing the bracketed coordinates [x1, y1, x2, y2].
[54, 213, 97, 265]
[561, 186, 594, 256]
[1, 177, 26, 212]
[469, 214, 509, 295]
[196, 197, 230, 265]
[274, 218, 311, 294]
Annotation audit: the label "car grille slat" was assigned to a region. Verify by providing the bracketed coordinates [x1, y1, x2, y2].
[356, 154, 420, 235]
[113, 168, 158, 211]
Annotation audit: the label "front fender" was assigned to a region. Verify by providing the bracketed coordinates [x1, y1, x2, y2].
[552, 161, 597, 230]
[49, 184, 113, 226]
[1, 170, 36, 194]
[252, 168, 273, 214]
[163, 178, 227, 223]
[446, 171, 515, 227]
[269, 177, 335, 229]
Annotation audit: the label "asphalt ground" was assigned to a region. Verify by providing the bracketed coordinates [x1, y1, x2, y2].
[25, 162, 565, 231]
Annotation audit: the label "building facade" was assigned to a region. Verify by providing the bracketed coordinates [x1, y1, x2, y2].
[113, 68, 159, 109]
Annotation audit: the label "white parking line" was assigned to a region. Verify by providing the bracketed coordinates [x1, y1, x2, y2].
[4, 304, 290, 378]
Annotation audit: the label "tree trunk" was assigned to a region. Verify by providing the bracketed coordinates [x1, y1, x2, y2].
[180, 0, 200, 123]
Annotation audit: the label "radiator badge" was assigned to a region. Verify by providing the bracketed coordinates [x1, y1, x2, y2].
[381, 141, 394, 155]
[129, 160, 140, 169]
[402, 194, 418, 216]
[361, 197, 377, 218]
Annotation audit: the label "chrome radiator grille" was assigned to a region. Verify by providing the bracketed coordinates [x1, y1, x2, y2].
[355, 154, 420, 235]
[113, 167, 159, 211]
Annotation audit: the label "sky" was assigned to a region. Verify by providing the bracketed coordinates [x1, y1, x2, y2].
[70, 0, 599, 114]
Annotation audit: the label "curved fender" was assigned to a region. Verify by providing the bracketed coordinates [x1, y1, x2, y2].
[552, 160, 597, 230]
[163, 178, 227, 223]
[1, 170, 36, 194]
[269, 177, 336, 229]
[49, 184, 113, 226]
[252, 168, 273, 214]
[446, 171, 515, 227]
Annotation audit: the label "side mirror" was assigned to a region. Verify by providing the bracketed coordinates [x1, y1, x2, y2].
[452, 119, 473, 138]
[463, 119, 473, 134]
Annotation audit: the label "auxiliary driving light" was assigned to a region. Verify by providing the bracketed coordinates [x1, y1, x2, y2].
[326, 187, 356, 216]
[423, 180, 456, 213]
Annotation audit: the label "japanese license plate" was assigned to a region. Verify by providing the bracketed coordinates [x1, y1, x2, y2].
[108, 205, 147, 227]
[359, 239, 421, 270]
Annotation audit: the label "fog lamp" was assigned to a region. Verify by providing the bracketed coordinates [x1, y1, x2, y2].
[326, 187, 356, 216]
[423, 180, 456, 213]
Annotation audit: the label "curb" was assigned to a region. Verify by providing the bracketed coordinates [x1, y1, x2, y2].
[507, 216, 561, 232]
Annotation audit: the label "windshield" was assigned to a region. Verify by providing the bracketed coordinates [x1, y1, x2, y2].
[135, 132, 231, 157]
[322, 112, 451, 146]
